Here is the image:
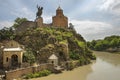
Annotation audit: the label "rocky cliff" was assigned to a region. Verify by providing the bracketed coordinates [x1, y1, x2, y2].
[15, 27, 95, 64]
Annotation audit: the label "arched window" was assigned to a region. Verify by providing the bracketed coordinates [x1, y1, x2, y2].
[11, 43, 13, 47]
[51, 61, 54, 64]
[11, 54, 18, 66]
[6, 57, 8, 62]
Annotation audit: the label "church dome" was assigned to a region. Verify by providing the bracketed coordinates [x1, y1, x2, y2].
[57, 6, 62, 10]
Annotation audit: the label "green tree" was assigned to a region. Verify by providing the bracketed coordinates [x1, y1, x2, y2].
[110, 38, 120, 48]
[69, 51, 80, 60]
[88, 40, 97, 50]
[69, 23, 74, 30]
[23, 48, 35, 65]
[0, 27, 15, 40]
[68, 23, 76, 34]
[12, 17, 28, 29]
[87, 41, 93, 49]
[94, 41, 104, 51]
[88, 35, 120, 51]
[102, 40, 109, 49]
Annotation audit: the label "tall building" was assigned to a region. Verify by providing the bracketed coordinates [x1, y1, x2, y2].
[52, 6, 68, 28]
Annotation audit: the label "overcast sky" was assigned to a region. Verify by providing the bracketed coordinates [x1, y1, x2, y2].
[0, 0, 120, 41]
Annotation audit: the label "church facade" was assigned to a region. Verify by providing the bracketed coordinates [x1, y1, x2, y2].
[52, 6, 68, 28]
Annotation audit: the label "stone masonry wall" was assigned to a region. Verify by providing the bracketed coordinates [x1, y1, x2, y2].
[5, 63, 54, 80]
[52, 16, 68, 28]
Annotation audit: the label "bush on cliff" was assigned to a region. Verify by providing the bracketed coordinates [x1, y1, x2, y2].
[24, 69, 51, 79]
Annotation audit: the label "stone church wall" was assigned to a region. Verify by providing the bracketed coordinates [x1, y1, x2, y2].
[52, 15, 68, 28]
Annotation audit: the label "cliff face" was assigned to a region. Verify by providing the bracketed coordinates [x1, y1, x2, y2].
[15, 27, 95, 64]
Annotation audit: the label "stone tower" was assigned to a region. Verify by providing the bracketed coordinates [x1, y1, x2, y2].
[35, 5, 43, 27]
[35, 17, 43, 27]
[52, 6, 68, 28]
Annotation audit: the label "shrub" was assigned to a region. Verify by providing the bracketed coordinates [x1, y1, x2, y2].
[66, 62, 74, 70]
[69, 51, 80, 60]
[24, 70, 51, 79]
[56, 35, 63, 41]
[23, 48, 35, 65]
[38, 70, 51, 76]
[91, 54, 96, 60]
[25, 73, 33, 79]
[79, 56, 85, 66]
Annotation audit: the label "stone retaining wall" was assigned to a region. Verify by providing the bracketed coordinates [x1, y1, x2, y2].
[5, 63, 54, 80]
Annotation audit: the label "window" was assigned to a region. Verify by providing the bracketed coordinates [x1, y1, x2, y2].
[6, 57, 8, 62]
[51, 61, 54, 64]
[11, 43, 13, 47]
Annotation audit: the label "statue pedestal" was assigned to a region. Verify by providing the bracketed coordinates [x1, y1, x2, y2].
[35, 17, 43, 27]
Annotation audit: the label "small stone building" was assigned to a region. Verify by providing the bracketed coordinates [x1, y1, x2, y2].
[48, 54, 58, 66]
[2, 40, 24, 69]
[52, 6, 68, 28]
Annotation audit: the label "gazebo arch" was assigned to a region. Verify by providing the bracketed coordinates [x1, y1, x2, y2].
[11, 54, 18, 66]
[2, 40, 24, 69]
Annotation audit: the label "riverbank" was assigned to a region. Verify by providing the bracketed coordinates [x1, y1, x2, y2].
[31, 51, 120, 80]
[31, 64, 93, 80]
[93, 51, 120, 65]
[111, 51, 120, 54]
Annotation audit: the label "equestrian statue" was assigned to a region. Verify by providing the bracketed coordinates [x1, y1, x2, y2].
[36, 5, 43, 18]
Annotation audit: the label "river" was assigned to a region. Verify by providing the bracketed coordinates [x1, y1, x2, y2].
[32, 51, 120, 80]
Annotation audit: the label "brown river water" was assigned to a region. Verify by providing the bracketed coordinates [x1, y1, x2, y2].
[32, 51, 120, 80]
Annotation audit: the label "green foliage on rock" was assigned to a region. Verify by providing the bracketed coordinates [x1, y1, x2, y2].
[79, 56, 86, 66]
[12, 17, 28, 29]
[67, 62, 74, 70]
[24, 70, 51, 79]
[56, 35, 63, 41]
[75, 38, 85, 48]
[0, 17, 95, 65]
[0, 27, 15, 40]
[59, 40, 67, 45]
[69, 51, 80, 60]
[23, 48, 36, 65]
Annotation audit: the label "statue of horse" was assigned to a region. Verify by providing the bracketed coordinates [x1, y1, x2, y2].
[36, 5, 43, 18]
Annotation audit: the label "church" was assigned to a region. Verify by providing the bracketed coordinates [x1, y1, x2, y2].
[52, 6, 68, 28]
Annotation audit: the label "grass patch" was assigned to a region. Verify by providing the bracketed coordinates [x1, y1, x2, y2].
[56, 35, 63, 41]
[59, 40, 67, 45]
[63, 32, 73, 37]
[75, 38, 85, 48]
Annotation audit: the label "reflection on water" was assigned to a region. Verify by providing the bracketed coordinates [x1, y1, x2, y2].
[87, 51, 120, 80]
[33, 51, 120, 80]
[94, 51, 120, 67]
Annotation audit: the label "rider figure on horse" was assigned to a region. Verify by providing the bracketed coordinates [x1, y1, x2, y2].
[36, 5, 43, 18]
